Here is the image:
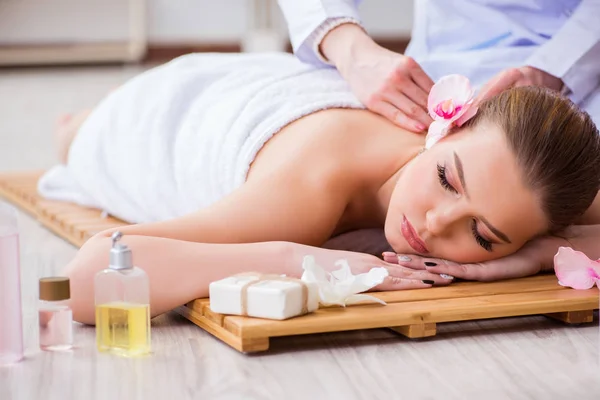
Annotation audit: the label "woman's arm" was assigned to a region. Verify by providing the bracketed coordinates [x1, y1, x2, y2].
[393, 224, 600, 282]
[97, 161, 351, 246]
[66, 236, 293, 324]
[576, 190, 600, 225]
[65, 151, 351, 323]
[67, 235, 448, 324]
[560, 224, 600, 261]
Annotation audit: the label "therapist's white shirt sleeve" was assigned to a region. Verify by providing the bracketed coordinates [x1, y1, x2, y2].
[526, 0, 600, 104]
[277, 0, 364, 67]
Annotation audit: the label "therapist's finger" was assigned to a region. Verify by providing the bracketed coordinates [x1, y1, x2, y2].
[406, 59, 435, 94]
[383, 91, 432, 129]
[374, 276, 433, 291]
[479, 69, 523, 100]
[457, 68, 523, 126]
[394, 253, 487, 281]
[370, 100, 425, 132]
[375, 268, 453, 291]
[395, 78, 431, 110]
[380, 262, 455, 285]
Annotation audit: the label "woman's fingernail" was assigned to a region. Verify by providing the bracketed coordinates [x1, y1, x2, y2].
[424, 262, 437, 267]
[382, 251, 396, 257]
[422, 280, 435, 285]
[416, 123, 426, 131]
[398, 255, 412, 262]
[440, 274, 454, 280]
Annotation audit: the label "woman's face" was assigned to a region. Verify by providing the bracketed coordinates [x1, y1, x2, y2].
[385, 122, 548, 263]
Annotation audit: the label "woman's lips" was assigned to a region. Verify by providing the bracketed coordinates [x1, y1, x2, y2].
[401, 215, 429, 254]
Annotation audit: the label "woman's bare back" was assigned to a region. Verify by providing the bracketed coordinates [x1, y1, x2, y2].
[247, 108, 425, 236]
[58, 106, 425, 246]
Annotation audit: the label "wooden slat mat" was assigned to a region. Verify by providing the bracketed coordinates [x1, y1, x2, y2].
[0, 171, 128, 247]
[176, 278, 598, 352]
[1, 171, 598, 353]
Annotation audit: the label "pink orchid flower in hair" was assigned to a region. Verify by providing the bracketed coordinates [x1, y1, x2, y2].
[425, 74, 475, 149]
[554, 247, 600, 290]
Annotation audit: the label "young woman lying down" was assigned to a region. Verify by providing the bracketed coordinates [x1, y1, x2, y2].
[40, 53, 600, 324]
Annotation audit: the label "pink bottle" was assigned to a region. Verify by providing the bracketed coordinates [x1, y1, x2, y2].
[0, 201, 23, 365]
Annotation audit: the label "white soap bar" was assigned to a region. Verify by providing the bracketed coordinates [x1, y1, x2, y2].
[209, 274, 319, 320]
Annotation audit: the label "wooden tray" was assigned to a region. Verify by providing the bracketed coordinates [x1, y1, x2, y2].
[1, 171, 598, 353]
[0, 171, 127, 247]
[176, 277, 598, 353]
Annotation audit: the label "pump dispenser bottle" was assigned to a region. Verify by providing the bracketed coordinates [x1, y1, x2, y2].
[95, 231, 151, 356]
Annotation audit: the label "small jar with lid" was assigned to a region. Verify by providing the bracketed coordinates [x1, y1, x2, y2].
[39, 277, 73, 351]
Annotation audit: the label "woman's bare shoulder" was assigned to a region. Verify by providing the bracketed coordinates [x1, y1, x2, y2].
[248, 108, 420, 186]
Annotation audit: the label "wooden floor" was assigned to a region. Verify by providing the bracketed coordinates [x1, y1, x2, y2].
[1, 63, 600, 400]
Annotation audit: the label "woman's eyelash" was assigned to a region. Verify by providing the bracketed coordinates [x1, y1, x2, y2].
[471, 219, 492, 252]
[437, 164, 491, 251]
[437, 164, 457, 193]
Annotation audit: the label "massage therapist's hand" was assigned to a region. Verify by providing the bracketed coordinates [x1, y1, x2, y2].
[457, 67, 564, 126]
[320, 23, 434, 133]
[384, 235, 570, 282]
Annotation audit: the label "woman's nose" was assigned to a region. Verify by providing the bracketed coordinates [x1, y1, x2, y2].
[425, 203, 465, 236]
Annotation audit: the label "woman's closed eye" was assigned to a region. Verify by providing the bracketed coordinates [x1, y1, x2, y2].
[471, 219, 493, 252]
[437, 164, 457, 193]
[437, 163, 493, 252]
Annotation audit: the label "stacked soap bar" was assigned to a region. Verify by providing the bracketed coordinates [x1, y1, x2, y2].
[209, 274, 319, 320]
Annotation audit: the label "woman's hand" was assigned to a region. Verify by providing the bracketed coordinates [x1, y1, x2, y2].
[384, 235, 570, 282]
[294, 245, 454, 290]
[320, 24, 434, 133]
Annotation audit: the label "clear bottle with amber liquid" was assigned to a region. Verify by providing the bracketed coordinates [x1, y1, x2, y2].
[95, 231, 151, 357]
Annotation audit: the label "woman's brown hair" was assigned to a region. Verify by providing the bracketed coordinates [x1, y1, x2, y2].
[462, 86, 600, 233]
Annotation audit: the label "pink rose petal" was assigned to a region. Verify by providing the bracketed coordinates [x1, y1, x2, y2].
[554, 247, 600, 290]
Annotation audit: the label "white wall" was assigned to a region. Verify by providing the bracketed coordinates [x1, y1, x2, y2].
[0, 0, 132, 43]
[360, 0, 414, 37]
[147, 0, 250, 44]
[0, 0, 413, 45]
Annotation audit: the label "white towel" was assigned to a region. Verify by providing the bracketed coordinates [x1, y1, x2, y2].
[38, 52, 364, 223]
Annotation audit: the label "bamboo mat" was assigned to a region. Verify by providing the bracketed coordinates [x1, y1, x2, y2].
[1, 171, 598, 353]
[0, 171, 127, 247]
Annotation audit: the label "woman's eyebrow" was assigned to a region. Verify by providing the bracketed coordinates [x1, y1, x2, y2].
[480, 217, 512, 244]
[453, 151, 512, 244]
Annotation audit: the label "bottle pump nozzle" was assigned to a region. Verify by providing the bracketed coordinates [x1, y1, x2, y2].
[109, 231, 133, 270]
